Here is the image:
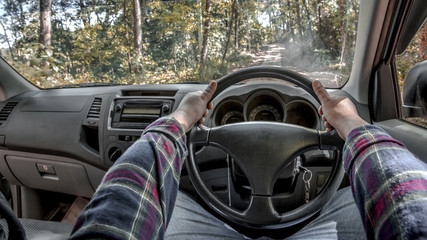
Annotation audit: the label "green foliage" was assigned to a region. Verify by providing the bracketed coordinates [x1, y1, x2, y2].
[396, 35, 420, 92]
[0, 0, 362, 88]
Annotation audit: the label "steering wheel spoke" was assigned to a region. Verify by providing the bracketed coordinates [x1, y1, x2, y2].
[209, 122, 319, 195]
[319, 130, 344, 150]
[243, 196, 281, 224]
[188, 125, 210, 147]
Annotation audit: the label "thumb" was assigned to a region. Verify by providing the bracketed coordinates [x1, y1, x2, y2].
[202, 80, 217, 103]
[312, 81, 330, 105]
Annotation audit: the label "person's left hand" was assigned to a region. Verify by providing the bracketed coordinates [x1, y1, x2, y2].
[170, 81, 217, 132]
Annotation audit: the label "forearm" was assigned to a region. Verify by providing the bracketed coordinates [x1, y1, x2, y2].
[343, 125, 427, 239]
[70, 117, 187, 240]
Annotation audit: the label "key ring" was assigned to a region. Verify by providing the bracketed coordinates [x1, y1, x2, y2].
[303, 169, 312, 182]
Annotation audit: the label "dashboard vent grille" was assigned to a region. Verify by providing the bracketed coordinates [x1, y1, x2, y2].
[87, 98, 102, 119]
[122, 90, 177, 97]
[0, 102, 18, 122]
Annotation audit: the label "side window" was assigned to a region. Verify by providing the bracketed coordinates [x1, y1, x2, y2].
[396, 22, 427, 129]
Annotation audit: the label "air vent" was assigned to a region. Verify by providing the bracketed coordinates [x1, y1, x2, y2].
[0, 102, 18, 122]
[87, 98, 102, 119]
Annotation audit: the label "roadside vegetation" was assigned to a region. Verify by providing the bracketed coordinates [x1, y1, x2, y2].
[396, 22, 427, 90]
[0, 0, 419, 89]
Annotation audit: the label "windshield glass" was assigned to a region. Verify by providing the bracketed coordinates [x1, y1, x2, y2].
[0, 0, 359, 88]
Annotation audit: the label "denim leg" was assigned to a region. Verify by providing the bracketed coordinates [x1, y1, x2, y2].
[287, 187, 366, 240]
[164, 191, 247, 240]
[166, 187, 365, 240]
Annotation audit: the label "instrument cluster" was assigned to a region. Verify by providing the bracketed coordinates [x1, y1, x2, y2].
[213, 89, 319, 129]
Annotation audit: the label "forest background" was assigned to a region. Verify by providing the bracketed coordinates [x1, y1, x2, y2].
[0, 0, 425, 89]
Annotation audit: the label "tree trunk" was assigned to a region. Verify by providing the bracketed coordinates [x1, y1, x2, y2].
[222, 0, 237, 63]
[124, 0, 132, 74]
[198, 0, 203, 57]
[316, 0, 322, 41]
[418, 22, 427, 61]
[133, 0, 143, 73]
[78, 0, 90, 26]
[246, 8, 251, 51]
[295, 0, 303, 40]
[18, 3, 25, 49]
[40, 0, 52, 48]
[338, 0, 349, 68]
[0, 21, 14, 59]
[302, 0, 312, 37]
[133, 0, 142, 53]
[234, 1, 239, 50]
[200, 0, 211, 71]
[287, 1, 295, 41]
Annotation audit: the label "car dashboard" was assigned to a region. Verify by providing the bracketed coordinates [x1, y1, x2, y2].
[0, 80, 337, 216]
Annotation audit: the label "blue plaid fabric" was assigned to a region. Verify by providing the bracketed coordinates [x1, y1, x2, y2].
[71, 117, 187, 240]
[344, 125, 427, 239]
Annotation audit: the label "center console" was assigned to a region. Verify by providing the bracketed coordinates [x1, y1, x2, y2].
[104, 98, 175, 164]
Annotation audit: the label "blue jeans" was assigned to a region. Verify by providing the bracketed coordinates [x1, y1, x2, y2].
[165, 187, 366, 239]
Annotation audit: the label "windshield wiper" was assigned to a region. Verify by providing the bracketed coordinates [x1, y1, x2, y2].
[50, 82, 124, 89]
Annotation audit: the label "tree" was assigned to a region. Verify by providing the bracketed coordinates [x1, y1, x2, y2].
[200, 0, 211, 71]
[0, 21, 14, 59]
[123, 0, 133, 74]
[133, 0, 143, 66]
[418, 22, 427, 61]
[233, 0, 239, 49]
[0, 0, 366, 87]
[295, 0, 303, 40]
[222, 0, 237, 63]
[338, 0, 348, 67]
[40, 0, 52, 55]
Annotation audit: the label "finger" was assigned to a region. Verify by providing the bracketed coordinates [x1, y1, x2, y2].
[203, 109, 209, 117]
[198, 118, 205, 128]
[324, 121, 333, 129]
[207, 102, 213, 110]
[202, 81, 217, 102]
[312, 81, 330, 105]
[318, 106, 323, 116]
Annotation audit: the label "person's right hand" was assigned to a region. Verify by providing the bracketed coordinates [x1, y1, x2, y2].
[312, 81, 368, 140]
[170, 81, 217, 132]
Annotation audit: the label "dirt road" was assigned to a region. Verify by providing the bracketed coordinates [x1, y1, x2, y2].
[246, 43, 344, 88]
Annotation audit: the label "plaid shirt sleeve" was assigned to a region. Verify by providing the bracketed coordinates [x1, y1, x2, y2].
[343, 125, 427, 239]
[70, 117, 187, 240]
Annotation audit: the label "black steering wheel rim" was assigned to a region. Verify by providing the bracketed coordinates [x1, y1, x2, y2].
[210, 66, 320, 103]
[186, 66, 344, 229]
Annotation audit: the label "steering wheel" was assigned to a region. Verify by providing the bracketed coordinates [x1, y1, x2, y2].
[186, 66, 344, 229]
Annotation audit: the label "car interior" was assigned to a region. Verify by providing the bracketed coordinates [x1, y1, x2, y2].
[0, 0, 426, 239]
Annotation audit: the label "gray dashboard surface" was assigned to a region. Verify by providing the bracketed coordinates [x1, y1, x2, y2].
[0, 82, 356, 198]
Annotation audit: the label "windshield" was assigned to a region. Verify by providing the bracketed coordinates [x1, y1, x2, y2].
[0, 0, 359, 89]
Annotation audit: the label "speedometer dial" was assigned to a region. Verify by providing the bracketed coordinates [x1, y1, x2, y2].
[221, 111, 244, 125]
[248, 105, 282, 122]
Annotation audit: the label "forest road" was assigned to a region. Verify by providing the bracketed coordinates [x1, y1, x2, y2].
[249, 43, 341, 87]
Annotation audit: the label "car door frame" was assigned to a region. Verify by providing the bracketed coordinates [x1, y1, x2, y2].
[366, 0, 427, 162]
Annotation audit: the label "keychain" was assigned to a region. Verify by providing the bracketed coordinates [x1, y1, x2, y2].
[299, 166, 312, 203]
